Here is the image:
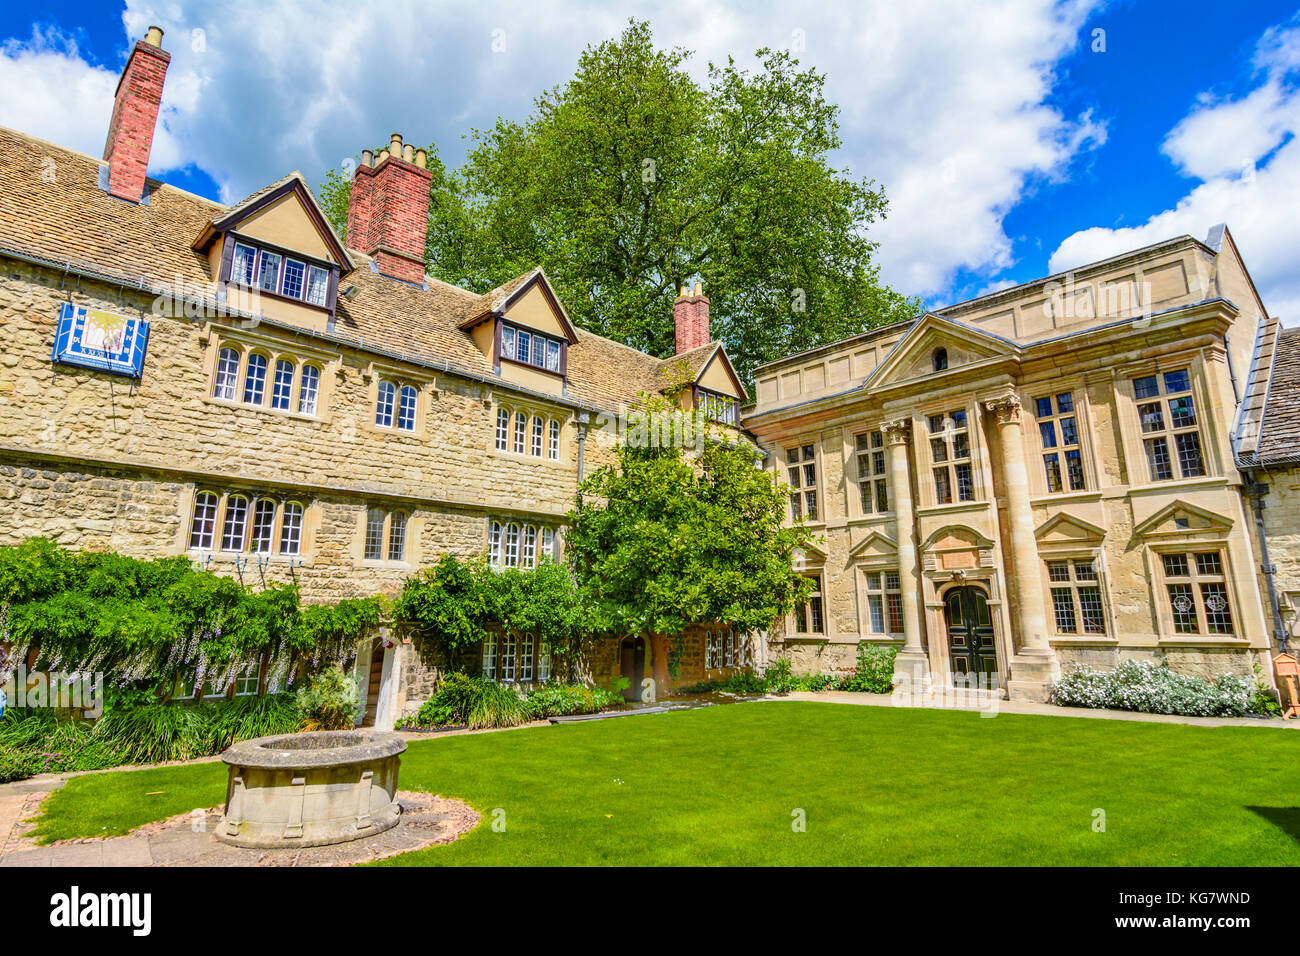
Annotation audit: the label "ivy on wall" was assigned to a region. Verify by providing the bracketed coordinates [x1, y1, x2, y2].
[0, 538, 384, 689]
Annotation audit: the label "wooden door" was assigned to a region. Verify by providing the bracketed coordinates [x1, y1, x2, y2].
[619, 637, 645, 701]
[944, 586, 998, 688]
[362, 642, 384, 727]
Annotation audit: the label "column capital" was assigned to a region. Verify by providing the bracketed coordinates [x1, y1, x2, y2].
[982, 394, 1023, 426]
[881, 417, 912, 445]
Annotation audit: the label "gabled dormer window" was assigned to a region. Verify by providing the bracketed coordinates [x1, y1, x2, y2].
[228, 238, 332, 309]
[500, 321, 565, 375]
[698, 388, 738, 424]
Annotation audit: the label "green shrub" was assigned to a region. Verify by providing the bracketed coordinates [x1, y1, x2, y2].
[0, 709, 126, 782]
[411, 673, 532, 729]
[295, 665, 357, 731]
[839, 643, 896, 694]
[92, 702, 213, 763]
[1051, 659, 1254, 717]
[208, 693, 302, 749]
[525, 683, 622, 719]
[763, 657, 798, 693]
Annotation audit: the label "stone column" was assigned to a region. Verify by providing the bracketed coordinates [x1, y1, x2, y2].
[883, 418, 929, 685]
[983, 395, 1058, 701]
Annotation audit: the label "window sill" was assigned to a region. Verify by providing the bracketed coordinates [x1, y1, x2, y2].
[1156, 634, 1249, 647]
[1126, 475, 1229, 495]
[847, 512, 897, 526]
[188, 549, 313, 568]
[1030, 490, 1103, 507]
[1048, 635, 1116, 645]
[490, 447, 569, 467]
[204, 394, 325, 425]
[916, 500, 987, 516]
[358, 558, 413, 571]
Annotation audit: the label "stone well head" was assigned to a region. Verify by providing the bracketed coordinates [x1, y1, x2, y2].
[217, 729, 406, 849]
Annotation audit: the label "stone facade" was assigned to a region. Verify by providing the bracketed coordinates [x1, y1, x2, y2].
[745, 228, 1279, 699]
[0, 31, 752, 727]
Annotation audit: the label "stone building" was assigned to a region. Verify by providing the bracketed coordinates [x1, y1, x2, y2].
[0, 29, 749, 725]
[744, 227, 1282, 701]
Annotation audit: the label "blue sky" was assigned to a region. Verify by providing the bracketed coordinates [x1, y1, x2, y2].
[1, 1, 1297, 321]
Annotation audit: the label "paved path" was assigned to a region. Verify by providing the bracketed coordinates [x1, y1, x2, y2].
[771, 690, 1300, 728]
[0, 791, 477, 867]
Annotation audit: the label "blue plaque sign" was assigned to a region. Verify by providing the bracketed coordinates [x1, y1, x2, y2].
[51, 302, 149, 378]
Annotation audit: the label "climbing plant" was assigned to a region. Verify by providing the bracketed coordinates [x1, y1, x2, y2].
[393, 554, 598, 676]
[0, 538, 384, 689]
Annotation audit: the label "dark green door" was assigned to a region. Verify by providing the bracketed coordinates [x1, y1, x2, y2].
[944, 586, 998, 688]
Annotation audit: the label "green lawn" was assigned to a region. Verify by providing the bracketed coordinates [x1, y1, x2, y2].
[29, 702, 1300, 864]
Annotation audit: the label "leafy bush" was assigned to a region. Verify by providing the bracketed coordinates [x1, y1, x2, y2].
[92, 702, 213, 763]
[1051, 659, 1255, 717]
[763, 657, 798, 694]
[839, 643, 896, 694]
[208, 693, 302, 749]
[525, 683, 623, 719]
[295, 665, 357, 731]
[0, 709, 125, 782]
[410, 673, 532, 729]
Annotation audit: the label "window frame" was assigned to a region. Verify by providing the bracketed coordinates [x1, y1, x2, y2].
[786, 442, 820, 523]
[793, 573, 825, 635]
[221, 233, 337, 311]
[925, 407, 975, 505]
[1033, 391, 1087, 494]
[498, 320, 566, 377]
[1133, 368, 1207, 483]
[1154, 547, 1237, 638]
[189, 491, 310, 560]
[854, 429, 890, 516]
[1045, 557, 1108, 636]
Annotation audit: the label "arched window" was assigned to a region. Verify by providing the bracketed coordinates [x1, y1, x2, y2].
[280, 502, 304, 555]
[489, 521, 503, 566]
[496, 408, 510, 451]
[522, 525, 537, 567]
[250, 498, 276, 553]
[504, 522, 520, 567]
[243, 353, 268, 405]
[541, 527, 555, 562]
[531, 416, 543, 456]
[375, 381, 396, 427]
[548, 419, 560, 460]
[190, 492, 219, 549]
[214, 347, 240, 400]
[297, 365, 320, 416]
[397, 385, 418, 431]
[513, 412, 526, 454]
[222, 495, 250, 551]
[933, 347, 948, 372]
[388, 511, 408, 561]
[271, 359, 294, 410]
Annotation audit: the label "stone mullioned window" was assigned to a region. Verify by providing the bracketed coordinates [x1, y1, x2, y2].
[189, 490, 308, 558]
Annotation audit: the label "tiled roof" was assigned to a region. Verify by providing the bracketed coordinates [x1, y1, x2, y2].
[1253, 327, 1300, 467]
[0, 124, 692, 413]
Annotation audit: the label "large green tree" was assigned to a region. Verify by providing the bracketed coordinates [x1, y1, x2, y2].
[564, 430, 815, 661]
[318, 20, 918, 386]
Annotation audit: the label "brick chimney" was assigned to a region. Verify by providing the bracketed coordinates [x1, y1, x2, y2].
[674, 281, 710, 353]
[102, 26, 170, 203]
[346, 133, 432, 284]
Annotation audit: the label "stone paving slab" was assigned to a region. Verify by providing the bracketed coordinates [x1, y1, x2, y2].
[0, 792, 478, 867]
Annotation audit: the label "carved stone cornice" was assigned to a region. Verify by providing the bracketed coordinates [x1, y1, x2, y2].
[881, 417, 912, 446]
[982, 394, 1022, 426]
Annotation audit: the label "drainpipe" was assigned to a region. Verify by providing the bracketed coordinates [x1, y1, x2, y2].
[1245, 469, 1288, 655]
[575, 411, 590, 485]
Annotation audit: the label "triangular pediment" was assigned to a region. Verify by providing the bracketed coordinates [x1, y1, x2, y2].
[864, 313, 1019, 390]
[197, 173, 352, 271]
[1133, 499, 1234, 538]
[792, 540, 828, 568]
[848, 530, 898, 560]
[1035, 512, 1108, 545]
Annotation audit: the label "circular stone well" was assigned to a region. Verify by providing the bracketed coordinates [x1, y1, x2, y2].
[216, 730, 406, 849]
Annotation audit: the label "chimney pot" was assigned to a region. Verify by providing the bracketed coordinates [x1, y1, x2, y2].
[415, 148, 428, 169]
[360, 149, 373, 168]
[402, 143, 414, 163]
[390, 133, 403, 156]
[145, 26, 164, 47]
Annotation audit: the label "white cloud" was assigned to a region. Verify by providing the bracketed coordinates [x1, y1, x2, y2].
[0, 1, 1105, 302]
[1050, 15, 1300, 323]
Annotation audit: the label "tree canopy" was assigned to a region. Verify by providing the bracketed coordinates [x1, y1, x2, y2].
[318, 19, 919, 387]
[564, 430, 816, 646]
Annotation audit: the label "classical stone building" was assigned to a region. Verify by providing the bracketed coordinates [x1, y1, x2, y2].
[0, 29, 749, 725]
[745, 227, 1283, 700]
